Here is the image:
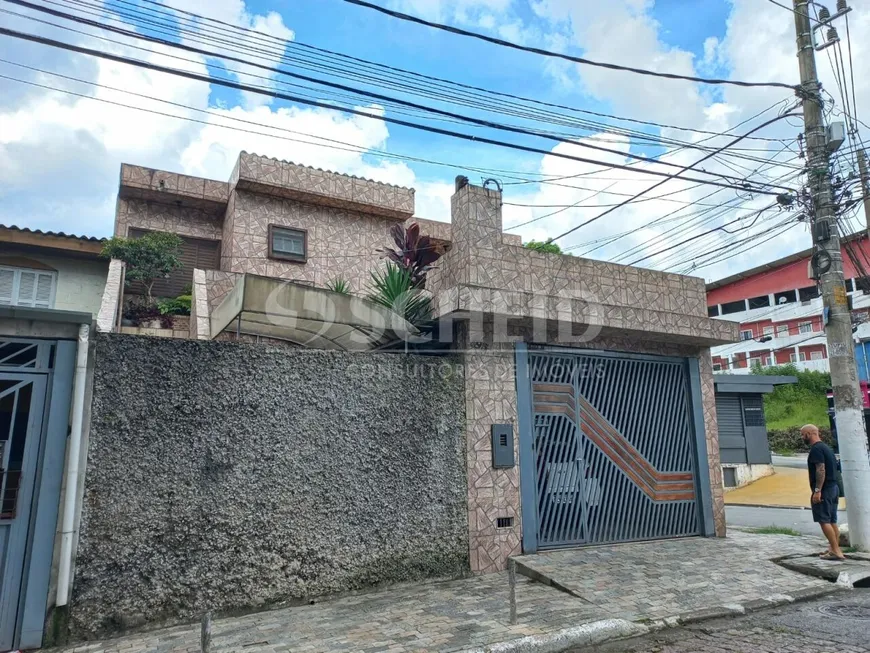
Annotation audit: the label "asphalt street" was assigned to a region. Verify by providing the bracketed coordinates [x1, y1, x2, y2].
[581, 588, 870, 652]
[726, 504, 820, 535]
[771, 453, 808, 469]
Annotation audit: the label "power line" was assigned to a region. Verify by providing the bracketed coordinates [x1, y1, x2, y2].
[12, 0, 798, 183]
[765, 0, 823, 24]
[106, 0, 796, 144]
[625, 203, 782, 266]
[31, 0, 794, 165]
[544, 111, 801, 243]
[340, 0, 798, 90]
[0, 61, 626, 186]
[0, 26, 792, 197]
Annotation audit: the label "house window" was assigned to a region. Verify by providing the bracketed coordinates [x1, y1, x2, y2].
[811, 350, 824, 360]
[740, 329, 754, 341]
[790, 353, 797, 362]
[707, 305, 720, 317]
[800, 352, 807, 361]
[268, 225, 307, 263]
[763, 326, 774, 337]
[0, 266, 56, 309]
[846, 278, 854, 292]
[799, 321, 814, 334]
[857, 276, 870, 294]
[776, 324, 789, 336]
[713, 363, 722, 371]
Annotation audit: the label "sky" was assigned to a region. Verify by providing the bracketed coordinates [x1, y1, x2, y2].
[1, 0, 868, 282]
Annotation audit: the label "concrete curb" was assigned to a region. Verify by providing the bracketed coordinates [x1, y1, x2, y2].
[726, 503, 810, 510]
[460, 619, 648, 653]
[459, 585, 841, 653]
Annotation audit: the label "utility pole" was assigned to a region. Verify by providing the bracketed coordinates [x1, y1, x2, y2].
[857, 148, 870, 236]
[794, 0, 870, 549]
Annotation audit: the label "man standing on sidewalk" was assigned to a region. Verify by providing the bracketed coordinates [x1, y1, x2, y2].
[801, 424, 846, 561]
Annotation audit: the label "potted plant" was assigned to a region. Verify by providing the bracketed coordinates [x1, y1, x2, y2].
[101, 232, 183, 327]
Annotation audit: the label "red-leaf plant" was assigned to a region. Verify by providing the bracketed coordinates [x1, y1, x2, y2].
[379, 222, 442, 288]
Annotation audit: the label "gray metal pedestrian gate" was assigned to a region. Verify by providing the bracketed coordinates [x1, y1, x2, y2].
[516, 346, 712, 551]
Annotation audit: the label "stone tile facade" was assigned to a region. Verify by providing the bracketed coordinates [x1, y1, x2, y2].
[113, 154, 517, 314]
[433, 181, 736, 572]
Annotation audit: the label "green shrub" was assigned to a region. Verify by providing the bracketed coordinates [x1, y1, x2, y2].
[767, 425, 835, 454]
[101, 232, 183, 305]
[757, 364, 831, 431]
[157, 295, 191, 316]
[524, 240, 564, 255]
[326, 277, 351, 295]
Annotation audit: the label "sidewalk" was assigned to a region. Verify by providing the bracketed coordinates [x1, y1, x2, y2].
[724, 467, 847, 510]
[47, 531, 837, 653]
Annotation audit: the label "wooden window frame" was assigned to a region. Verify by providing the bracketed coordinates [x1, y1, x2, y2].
[268, 225, 308, 263]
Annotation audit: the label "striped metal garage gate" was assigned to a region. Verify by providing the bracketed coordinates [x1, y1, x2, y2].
[516, 346, 713, 551]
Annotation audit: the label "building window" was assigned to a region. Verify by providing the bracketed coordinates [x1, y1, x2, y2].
[798, 286, 820, 302]
[708, 305, 720, 317]
[800, 352, 807, 361]
[748, 295, 771, 309]
[846, 278, 854, 292]
[713, 363, 722, 371]
[774, 289, 797, 306]
[799, 321, 814, 334]
[268, 225, 307, 263]
[740, 329, 754, 341]
[763, 326, 774, 337]
[0, 266, 56, 309]
[776, 324, 789, 336]
[811, 350, 824, 360]
[790, 353, 797, 362]
[857, 277, 870, 294]
[721, 299, 748, 315]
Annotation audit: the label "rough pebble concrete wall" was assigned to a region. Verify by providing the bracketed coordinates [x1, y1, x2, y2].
[72, 334, 467, 638]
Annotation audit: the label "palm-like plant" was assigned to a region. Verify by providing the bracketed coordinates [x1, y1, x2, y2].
[368, 263, 431, 327]
[379, 222, 441, 288]
[326, 277, 351, 295]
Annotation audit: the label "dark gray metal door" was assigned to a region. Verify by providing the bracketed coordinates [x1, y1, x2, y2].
[0, 371, 47, 651]
[523, 350, 701, 548]
[741, 395, 772, 464]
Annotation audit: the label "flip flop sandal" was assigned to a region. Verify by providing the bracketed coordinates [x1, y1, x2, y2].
[820, 553, 846, 561]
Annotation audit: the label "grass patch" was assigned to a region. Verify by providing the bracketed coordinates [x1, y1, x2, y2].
[749, 526, 802, 536]
[759, 364, 831, 431]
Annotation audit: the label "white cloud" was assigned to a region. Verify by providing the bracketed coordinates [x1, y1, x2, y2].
[0, 1, 429, 237]
[159, 0, 295, 110]
[389, 0, 513, 23]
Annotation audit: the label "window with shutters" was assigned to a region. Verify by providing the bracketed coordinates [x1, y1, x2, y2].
[128, 229, 221, 298]
[0, 266, 56, 308]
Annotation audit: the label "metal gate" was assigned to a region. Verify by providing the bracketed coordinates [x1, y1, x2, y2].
[518, 348, 705, 550]
[0, 373, 47, 649]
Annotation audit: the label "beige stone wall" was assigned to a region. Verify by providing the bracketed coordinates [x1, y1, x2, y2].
[116, 198, 223, 241]
[220, 190, 397, 294]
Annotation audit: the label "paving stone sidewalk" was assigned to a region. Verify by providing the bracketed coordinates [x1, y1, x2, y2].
[49, 531, 836, 653]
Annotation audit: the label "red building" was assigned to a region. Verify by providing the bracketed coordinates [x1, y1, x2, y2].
[707, 233, 870, 373]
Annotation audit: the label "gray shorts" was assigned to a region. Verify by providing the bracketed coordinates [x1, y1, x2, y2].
[811, 485, 839, 524]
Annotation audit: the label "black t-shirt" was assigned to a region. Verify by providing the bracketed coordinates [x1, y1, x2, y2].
[807, 441, 837, 490]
